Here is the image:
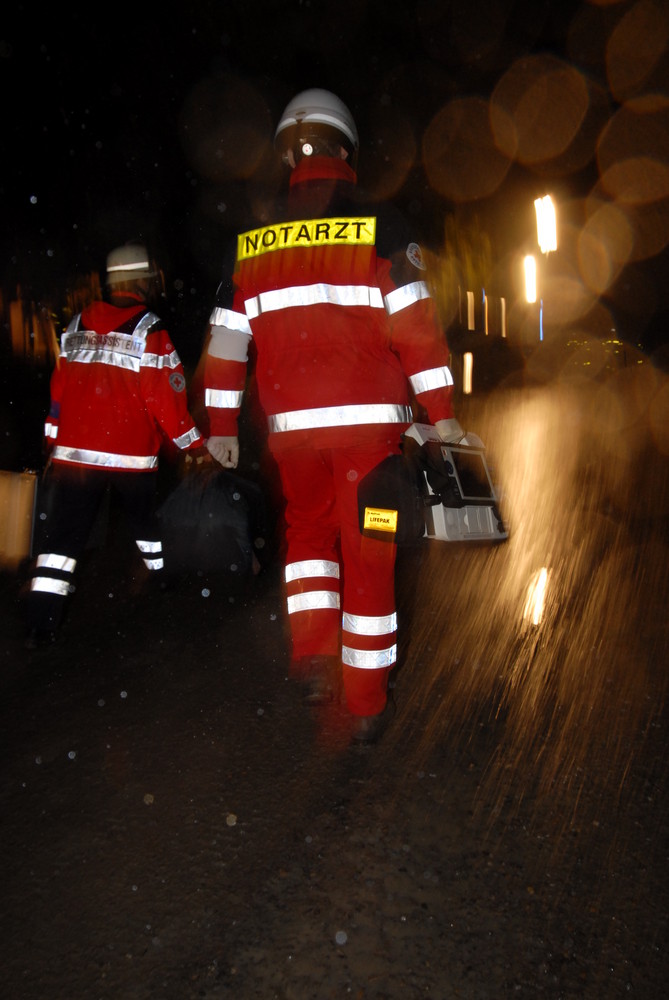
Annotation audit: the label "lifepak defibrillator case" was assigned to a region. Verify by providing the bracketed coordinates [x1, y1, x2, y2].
[358, 423, 508, 544]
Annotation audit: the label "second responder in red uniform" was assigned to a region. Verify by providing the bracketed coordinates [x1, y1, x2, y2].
[23, 242, 211, 647]
[202, 90, 464, 743]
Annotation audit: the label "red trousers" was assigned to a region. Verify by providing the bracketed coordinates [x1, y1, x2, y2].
[275, 443, 399, 717]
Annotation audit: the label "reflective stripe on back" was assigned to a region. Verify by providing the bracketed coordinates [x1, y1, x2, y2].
[269, 403, 412, 434]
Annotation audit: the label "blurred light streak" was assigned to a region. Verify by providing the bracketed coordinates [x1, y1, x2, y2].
[522, 567, 549, 627]
[539, 298, 544, 342]
[462, 352, 473, 395]
[534, 195, 557, 254]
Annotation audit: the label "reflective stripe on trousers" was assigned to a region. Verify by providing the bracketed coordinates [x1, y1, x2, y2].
[136, 539, 164, 571]
[30, 551, 77, 597]
[276, 444, 400, 716]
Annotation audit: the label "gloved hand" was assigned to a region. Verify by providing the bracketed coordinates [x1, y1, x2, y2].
[435, 418, 465, 444]
[206, 435, 239, 469]
[182, 445, 214, 471]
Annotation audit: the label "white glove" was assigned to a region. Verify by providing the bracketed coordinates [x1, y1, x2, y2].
[206, 436, 239, 469]
[435, 418, 465, 444]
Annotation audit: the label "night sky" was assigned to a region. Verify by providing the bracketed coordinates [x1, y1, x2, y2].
[1, 0, 668, 357]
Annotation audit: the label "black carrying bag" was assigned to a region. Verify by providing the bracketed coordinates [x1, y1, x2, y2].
[357, 438, 427, 546]
[157, 467, 269, 578]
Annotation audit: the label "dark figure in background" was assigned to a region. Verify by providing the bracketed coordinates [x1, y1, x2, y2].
[23, 242, 210, 647]
[201, 90, 463, 744]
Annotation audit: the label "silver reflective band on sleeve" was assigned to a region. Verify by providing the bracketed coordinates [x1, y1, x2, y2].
[209, 306, 253, 336]
[205, 388, 244, 410]
[342, 612, 397, 636]
[287, 591, 341, 614]
[384, 281, 431, 315]
[342, 644, 397, 669]
[173, 427, 202, 449]
[410, 366, 454, 394]
[269, 403, 412, 434]
[52, 447, 158, 470]
[209, 324, 251, 362]
[245, 283, 384, 319]
[285, 560, 340, 582]
[30, 577, 71, 597]
[37, 553, 77, 573]
[140, 349, 181, 370]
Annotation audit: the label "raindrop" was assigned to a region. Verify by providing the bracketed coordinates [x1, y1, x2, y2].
[201, 588, 210, 597]
[120, 691, 128, 699]
[335, 930, 347, 945]
[68, 750, 76, 760]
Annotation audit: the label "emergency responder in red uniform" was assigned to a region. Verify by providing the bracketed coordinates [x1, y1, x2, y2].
[202, 90, 464, 743]
[23, 242, 210, 647]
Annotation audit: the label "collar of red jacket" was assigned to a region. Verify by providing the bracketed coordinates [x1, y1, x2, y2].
[289, 156, 357, 187]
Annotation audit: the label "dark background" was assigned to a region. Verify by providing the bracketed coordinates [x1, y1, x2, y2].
[1, 0, 668, 366]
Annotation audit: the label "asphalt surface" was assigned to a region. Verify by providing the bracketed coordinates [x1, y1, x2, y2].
[1, 371, 668, 999]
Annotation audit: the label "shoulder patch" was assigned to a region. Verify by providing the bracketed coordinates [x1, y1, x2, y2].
[406, 242, 427, 271]
[169, 372, 186, 393]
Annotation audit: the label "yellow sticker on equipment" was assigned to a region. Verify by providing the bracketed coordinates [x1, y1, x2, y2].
[363, 507, 398, 533]
[238, 217, 377, 260]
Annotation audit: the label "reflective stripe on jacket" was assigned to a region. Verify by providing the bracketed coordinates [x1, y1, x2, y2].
[47, 302, 202, 471]
[204, 156, 455, 452]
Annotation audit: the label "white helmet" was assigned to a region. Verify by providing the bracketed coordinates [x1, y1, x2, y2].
[106, 243, 158, 286]
[274, 88, 359, 166]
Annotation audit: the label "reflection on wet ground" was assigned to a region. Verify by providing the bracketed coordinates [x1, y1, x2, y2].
[394, 361, 669, 844]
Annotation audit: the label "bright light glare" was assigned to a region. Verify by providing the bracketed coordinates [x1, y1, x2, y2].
[524, 254, 537, 303]
[535, 195, 557, 254]
[523, 566, 549, 626]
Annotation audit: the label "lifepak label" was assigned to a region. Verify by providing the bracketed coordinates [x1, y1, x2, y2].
[363, 507, 398, 533]
[238, 217, 377, 261]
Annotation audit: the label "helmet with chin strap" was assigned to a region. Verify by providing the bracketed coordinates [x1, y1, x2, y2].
[274, 88, 359, 168]
[105, 242, 164, 304]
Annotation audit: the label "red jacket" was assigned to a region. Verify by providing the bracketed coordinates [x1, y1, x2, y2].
[45, 301, 203, 471]
[204, 157, 455, 453]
